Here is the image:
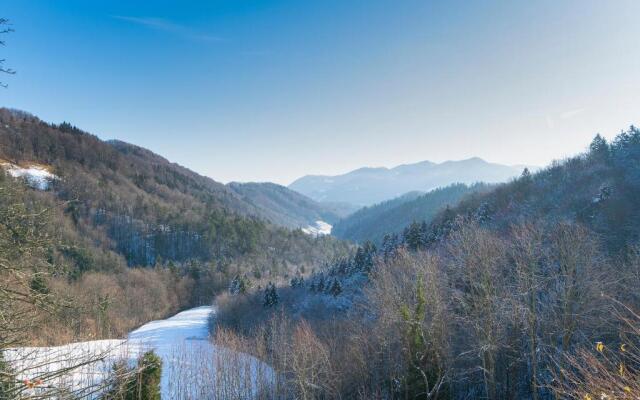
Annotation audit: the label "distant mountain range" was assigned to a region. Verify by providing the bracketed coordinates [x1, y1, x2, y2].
[289, 158, 532, 206]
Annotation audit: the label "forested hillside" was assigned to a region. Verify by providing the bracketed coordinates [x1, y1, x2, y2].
[332, 183, 491, 244]
[227, 181, 349, 230]
[0, 108, 347, 265]
[215, 127, 640, 399]
[0, 108, 349, 345]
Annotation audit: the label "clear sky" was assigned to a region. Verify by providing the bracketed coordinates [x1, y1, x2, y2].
[1, 1, 639, 185]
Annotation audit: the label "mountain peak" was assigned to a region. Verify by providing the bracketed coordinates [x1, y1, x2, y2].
[289, 158, 526, 206]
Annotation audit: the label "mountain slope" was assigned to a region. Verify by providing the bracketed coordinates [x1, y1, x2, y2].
[289, 158, 528, 206]
[332, 183, 491, 244]
[0, 108, 348, 268]
[227, 182, 347, 230]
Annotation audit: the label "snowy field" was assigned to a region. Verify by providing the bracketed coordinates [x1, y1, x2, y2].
[5, 306, 276, 399]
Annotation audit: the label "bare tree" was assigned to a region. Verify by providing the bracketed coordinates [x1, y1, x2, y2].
[0, 179, 112, 398]
[366, 249, 451, 399]
[511, 222, 546, 400]
[444, 223, 510, 400]
[0, 18, 15, 88]
[289, 320, 335, 400]
[545, 222, 611, 355]
[553, 301, 640, 399]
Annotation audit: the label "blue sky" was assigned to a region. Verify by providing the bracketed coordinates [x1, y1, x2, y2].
[2, 1, 639, 184]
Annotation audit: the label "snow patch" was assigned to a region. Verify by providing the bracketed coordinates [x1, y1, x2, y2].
[5, 306, 275, 399]
[1, 162, 58, 190]
[302, 220, 332, 236]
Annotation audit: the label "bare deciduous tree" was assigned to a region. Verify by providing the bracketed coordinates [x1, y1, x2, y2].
[444, 224, 510, 400]
[0, 18, 15, 88]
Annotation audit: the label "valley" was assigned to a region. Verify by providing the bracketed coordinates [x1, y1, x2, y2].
[2, 3, 640, 399]
[2, 109, 640, 399]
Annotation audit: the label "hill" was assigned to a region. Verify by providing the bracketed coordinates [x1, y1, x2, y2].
[0, 108, 347, 267]
[289, 158, 528, 206]
[331, 183, 491, 244]
[227, 182, 349, 232]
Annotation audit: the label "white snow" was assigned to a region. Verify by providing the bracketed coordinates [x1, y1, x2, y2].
[302, 220, 332, 236]
[2, 163, 57, 190]
[5, 306, 276, 399]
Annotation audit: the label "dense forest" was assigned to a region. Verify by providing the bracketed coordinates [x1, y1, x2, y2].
[332, 183, 492, 245]
[214, 127, 640, 399]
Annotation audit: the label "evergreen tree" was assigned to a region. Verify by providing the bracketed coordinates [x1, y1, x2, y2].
[404, 222, 423, 251]
[290, 275, 304, 288]
[316, 274, 326, 292]
[589, 134, 610, 162]
[329, 278, 342, 297]
[103, 350, 162, 400]
[353, 247, 366, 271]
[353, 241, 376, 273]
[399, 278, 445, 399]
[136, 351, 162, 400]
[229, 274, 249, 295]
[29, 273, 50, 295]
[382, 233, 399, 260]
[263, 282, 279, 307]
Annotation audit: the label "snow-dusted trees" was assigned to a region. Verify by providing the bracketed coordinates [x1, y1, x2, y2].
[353, 241, 376, 273]
[547, 223, 608, 353]
[290, 274, 304, 289]
[511, 222, 546, 400]
[445, 224, 510, 399]
[211, 127, 640, 398]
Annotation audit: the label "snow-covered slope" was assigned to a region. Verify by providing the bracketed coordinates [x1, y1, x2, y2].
[6, 306, 275, 399]
[1, 162, 57, 190]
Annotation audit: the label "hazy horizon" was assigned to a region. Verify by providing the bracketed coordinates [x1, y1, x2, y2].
[2, 0, 639, 185]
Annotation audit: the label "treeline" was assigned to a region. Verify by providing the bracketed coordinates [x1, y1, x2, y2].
[214, 127, 640, 399]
